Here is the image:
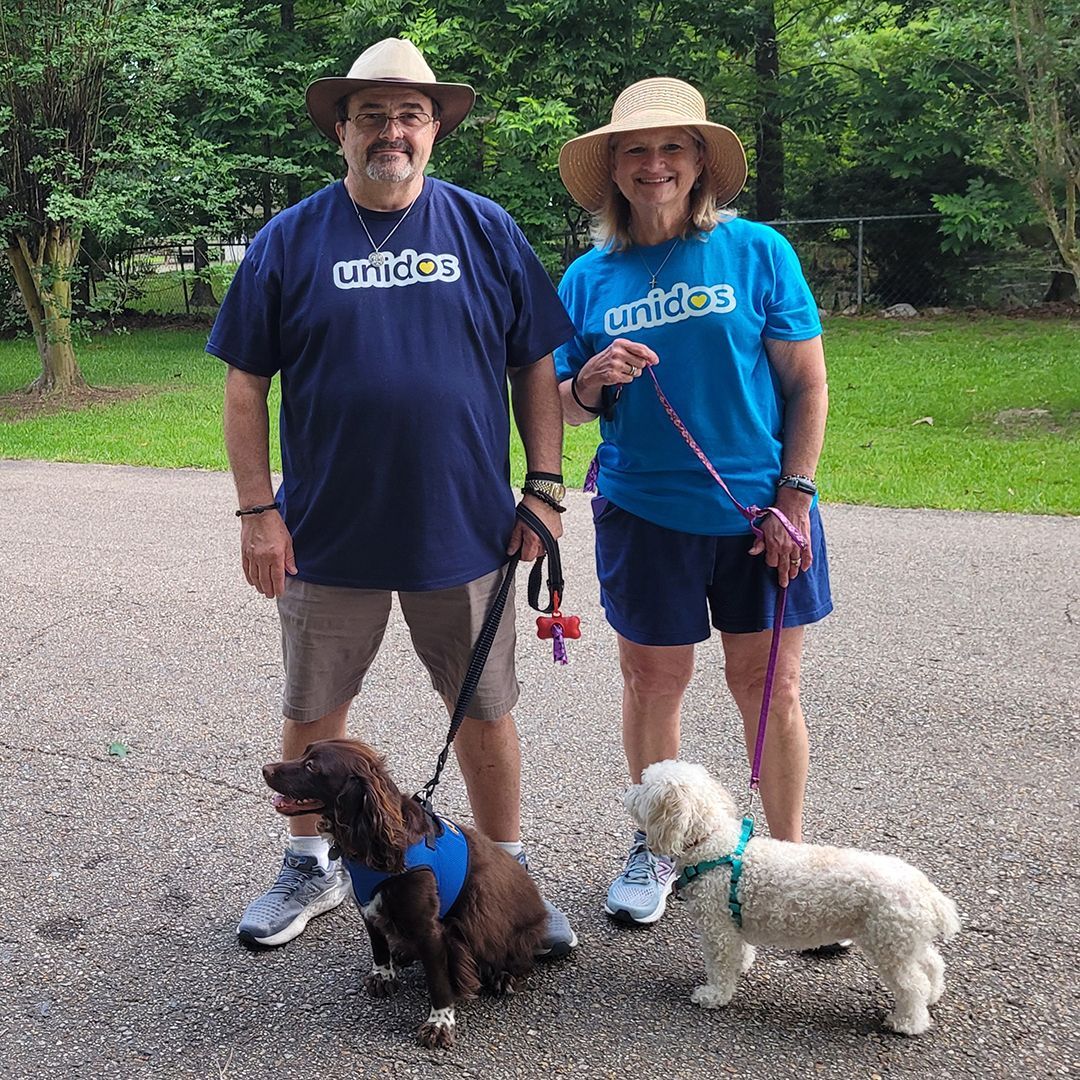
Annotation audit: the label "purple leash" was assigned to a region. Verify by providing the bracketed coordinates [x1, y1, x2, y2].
[646, 366, 807, 805]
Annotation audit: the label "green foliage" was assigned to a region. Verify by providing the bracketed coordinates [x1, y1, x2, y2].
[932, 178, 1033, 253]
[2, 0, 1073, 327]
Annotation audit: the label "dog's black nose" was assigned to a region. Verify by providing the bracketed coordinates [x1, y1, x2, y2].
[262, 764, 275, 782]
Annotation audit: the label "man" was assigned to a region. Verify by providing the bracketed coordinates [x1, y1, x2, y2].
[207, 38, 577, 956]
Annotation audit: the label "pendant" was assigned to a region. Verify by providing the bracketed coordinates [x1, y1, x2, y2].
[367, 251, 387, 268]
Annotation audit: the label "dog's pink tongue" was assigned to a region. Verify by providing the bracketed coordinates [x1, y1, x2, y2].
[269, 793, 323, 815]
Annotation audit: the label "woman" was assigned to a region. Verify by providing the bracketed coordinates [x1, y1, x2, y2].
[555, 78, 832, 926]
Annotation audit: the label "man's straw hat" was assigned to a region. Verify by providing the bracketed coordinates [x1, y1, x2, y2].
[306, 38, 475, 144]
[559, 78, 747, 212]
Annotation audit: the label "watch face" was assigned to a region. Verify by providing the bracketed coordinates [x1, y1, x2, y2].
[527, 480, 565, 503]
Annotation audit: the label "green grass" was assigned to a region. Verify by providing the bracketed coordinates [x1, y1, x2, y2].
[0, 329, 280, 469]
[1, 314, 1077, 514]
[820, 316, 1078, 515]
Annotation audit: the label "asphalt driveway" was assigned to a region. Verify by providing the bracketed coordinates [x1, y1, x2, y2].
[0, 459, 1076, 1078]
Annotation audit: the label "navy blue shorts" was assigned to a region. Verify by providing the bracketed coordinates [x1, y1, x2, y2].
[592, 496, 833, 645]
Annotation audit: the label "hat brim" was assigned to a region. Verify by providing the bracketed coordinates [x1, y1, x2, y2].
[558, 117, 748, 212]
[306, 78, 476, 144]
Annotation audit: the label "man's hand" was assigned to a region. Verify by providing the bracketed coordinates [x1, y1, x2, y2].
[507, 494, 563, 562]
[240, 510, 297, 598]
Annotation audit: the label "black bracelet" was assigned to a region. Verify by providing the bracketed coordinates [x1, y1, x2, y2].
[524, 470, 564, 483]
[235, 501, 281, 517]
[522, 487, 566, 513]
[570, 372, 604, 415]
[777, 474, 817, 496]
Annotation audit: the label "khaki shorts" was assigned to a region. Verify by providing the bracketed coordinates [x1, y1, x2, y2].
[276, 567, 519, 723]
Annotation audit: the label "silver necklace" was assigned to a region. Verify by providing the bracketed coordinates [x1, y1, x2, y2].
[638, 237, 681, 290]
[347, 186, 418, 268]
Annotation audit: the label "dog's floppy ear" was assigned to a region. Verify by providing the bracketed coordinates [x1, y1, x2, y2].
[333, 759, 407, 872]
[624, 773, 694, 858]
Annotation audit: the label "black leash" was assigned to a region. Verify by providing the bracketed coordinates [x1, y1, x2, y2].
[415, 503, 568, 811]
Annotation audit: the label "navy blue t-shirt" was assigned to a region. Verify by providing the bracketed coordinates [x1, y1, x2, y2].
[207, 177, 574, 590]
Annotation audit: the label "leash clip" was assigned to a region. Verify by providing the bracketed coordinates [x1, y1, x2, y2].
[746, 786, 758, 828]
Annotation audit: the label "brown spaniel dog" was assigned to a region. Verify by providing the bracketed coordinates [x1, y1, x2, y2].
[263, 738, 547, 1049]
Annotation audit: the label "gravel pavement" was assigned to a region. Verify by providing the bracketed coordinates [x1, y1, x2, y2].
[0, 459, 1077, 1079]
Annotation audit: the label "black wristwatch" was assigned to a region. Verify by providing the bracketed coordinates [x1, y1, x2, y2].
[777, 473, 817, 496]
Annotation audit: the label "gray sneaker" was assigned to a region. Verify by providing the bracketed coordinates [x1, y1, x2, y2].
[237, 851, 350, 947]
[516, 850, 578, 958]
[604, 830, 676, 925]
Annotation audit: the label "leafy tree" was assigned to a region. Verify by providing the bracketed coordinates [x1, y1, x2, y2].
[0, 0, 258, 389]
[840, 0, 1078, 293]
[0, 0, 112, 390]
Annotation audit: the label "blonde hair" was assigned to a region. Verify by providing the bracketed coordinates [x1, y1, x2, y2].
[591, 130, 730, 251]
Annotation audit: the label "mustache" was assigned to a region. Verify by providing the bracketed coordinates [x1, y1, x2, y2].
[367, 141, 411, 156]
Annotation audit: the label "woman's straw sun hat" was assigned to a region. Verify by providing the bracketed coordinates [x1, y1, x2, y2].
[558, 77, 747, 212]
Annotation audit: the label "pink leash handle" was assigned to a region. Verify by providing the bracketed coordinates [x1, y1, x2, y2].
[645, 367, 804, 795]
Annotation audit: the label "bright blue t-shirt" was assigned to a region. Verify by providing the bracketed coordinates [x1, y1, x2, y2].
[555, 217, 822, 535]
[207, 177, 574, 590]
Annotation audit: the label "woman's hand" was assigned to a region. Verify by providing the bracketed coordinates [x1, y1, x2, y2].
[748, 487, 813, 589]
[577, 338, 660, 393]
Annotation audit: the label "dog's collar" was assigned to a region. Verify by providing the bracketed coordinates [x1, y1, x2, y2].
[674, 816, 754, 926]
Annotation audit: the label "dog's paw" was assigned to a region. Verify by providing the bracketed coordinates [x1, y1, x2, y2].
[691, 984, 733, 1010]
[482, 970, 517, 997]
[364, 966, 400, 998]
[418, 1007, 456, 1049]
[884, 1009, 931, 1036]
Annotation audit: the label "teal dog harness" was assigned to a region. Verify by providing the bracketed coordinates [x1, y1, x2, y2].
[344, 815, 470, 919]
[673, 816, 754, 926]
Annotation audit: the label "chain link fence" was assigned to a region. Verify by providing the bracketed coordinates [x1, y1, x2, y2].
[75, 240, 248, 319]
[545, 212, 1067, 313]
[762, 213, 1064, 312]
[0, 214, 1069, 333]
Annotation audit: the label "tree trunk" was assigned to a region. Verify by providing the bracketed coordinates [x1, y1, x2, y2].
[754, 0, 785, 221]
[189, 236, 218, 308]
[7, 226, 87, 394]
[1044, 270, 1077, 302]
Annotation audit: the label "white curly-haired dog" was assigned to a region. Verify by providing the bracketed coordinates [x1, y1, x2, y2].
[625, 760, 960, 1035]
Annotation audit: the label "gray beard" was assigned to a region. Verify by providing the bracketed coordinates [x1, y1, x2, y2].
[365, 157, 415, 183]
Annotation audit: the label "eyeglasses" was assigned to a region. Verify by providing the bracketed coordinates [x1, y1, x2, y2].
[347, 111, 434, 132]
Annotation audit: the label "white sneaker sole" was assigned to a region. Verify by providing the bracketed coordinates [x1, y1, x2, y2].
[237, 880, 350, 947]
[536, 928, 579, 958]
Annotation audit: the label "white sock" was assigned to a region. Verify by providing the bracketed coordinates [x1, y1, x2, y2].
[495, 840, 524, 859]
[287, 835, 331, 869]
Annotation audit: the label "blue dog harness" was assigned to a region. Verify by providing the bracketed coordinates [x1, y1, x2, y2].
[344, 816, 470, 919]
[673, 816, 755, 926]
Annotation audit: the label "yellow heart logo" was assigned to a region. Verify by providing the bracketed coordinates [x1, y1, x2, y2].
[418, 260, 436, 275]
[689, 293, 709, 309]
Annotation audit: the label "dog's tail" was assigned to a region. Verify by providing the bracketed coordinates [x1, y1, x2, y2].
[930, 886, 961, 942]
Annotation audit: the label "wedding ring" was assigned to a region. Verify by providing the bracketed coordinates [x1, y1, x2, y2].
[625, 365, 634, 376]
